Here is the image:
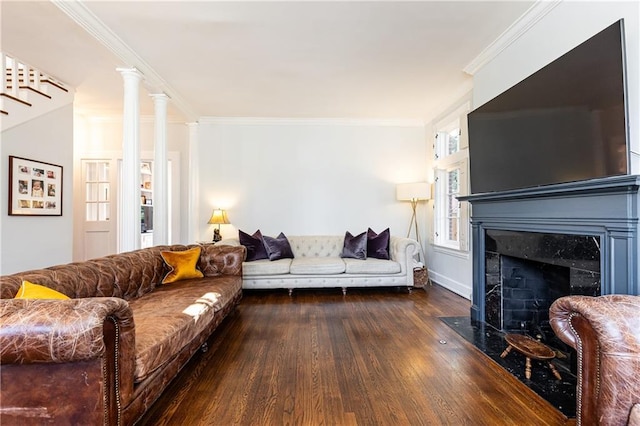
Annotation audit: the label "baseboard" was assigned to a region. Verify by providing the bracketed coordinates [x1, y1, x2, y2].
[428, 270, 471, 300]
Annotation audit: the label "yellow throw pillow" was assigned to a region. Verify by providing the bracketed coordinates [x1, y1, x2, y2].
[161, 247, 204, 284]
[14, 280, 70, 299]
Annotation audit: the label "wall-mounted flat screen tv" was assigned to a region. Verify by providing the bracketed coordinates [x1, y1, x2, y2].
[467, 19, 628, 194]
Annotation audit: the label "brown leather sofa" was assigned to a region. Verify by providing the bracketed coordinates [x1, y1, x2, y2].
[0, 243, 246, 425]
[550, 295, 640, 426]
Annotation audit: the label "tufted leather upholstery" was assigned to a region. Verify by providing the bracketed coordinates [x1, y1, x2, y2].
[550, 295, 640, 426]
[0, 243, 245, 425]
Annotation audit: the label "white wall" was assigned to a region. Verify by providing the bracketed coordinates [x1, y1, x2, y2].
[196, 119, 427, 245]
[424, 1, 639, 300]
[0, 104, 74, 274]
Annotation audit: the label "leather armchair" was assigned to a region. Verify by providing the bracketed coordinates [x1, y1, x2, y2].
[549, 295, 640, 426]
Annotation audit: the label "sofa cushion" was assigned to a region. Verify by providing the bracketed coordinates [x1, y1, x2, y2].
[367, 228, 391, 260]
[288, 235, 343, 257]
[128, 276, 241, 383]
[263, 232, 294, 260]
[14, 280, 70, 299]
[243, 258, 292, 276]
[290, 257, 346, 275]
[239, 229, 268, 261]
[161, 247, 204, 284]
[343, 258, 401, 274]
[340, 231, 367, 260]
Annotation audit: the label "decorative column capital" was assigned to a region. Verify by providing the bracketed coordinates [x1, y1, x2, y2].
[150, 93, 170, 103]
[116, 67, 143, 81]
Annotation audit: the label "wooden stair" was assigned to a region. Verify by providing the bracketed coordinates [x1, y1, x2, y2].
[1, 52, 73, 131]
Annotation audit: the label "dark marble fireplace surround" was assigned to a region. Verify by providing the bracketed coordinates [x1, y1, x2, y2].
[485, 230, 601, 334]
[460, 174, 640, 331]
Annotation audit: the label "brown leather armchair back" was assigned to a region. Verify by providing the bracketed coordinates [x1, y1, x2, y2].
[550, 295, 640, 426]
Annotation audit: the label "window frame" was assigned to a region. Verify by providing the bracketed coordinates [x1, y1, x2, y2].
[432, 102, 470, 252]
[84, 160, 111, 222]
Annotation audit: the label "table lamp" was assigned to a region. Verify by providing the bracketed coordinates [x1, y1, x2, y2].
[208, 209, 230, 242]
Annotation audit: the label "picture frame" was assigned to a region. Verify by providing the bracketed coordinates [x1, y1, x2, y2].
[8, 156, 63, 216]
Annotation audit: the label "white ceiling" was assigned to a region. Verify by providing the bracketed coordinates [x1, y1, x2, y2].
[1, 1, 536, 122]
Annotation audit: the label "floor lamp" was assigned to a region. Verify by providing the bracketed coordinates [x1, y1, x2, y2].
[396, 182, 431, 256]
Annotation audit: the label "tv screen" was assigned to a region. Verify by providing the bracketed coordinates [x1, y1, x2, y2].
[467, 20, 628, 194]
[141, 205, 153, 232]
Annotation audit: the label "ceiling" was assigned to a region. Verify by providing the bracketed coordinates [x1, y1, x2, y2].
[1, 1, 536, 122]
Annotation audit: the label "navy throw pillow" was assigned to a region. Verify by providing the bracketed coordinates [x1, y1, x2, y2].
[367, 227, 390, 260]
[340, 231, 367, 260]
[239, 229, 268, 261]
[263, 232, 294, 261]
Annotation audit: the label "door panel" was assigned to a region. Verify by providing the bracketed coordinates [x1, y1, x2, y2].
[81, 160, 116, 259]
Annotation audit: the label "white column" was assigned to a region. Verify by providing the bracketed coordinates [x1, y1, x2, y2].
[187, 122, 199, 243]
[151, 93, 169, 245]
[117, 68, 143, 253]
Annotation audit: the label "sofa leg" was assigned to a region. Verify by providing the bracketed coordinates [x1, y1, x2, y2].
[201, 342, 208, 353]
[288, 288, 293, 296]
[408, 287, 413, 294]
[342, 287, 347, 295]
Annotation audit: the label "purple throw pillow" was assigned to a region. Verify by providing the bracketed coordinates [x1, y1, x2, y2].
[340, 231, 367, 260]
[262, 232, 294, 261]
[239, 229, 268, 261]
[367, 228, 390, 260]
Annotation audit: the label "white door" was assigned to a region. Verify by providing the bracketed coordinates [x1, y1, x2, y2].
[75, 152, 180, 260]
[81, 159, 117, 259]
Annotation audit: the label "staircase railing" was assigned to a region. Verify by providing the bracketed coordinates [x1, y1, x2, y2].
[1, 52, 70, 116]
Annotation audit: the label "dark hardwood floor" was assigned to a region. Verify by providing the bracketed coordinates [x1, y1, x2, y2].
[139, 285, 573, 425]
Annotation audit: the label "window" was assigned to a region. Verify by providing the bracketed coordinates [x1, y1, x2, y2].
[84, 161, 110, 221]
[435, 164, 462, 248]
[435, 126, 460, 160]
[432, 103, 470, 251]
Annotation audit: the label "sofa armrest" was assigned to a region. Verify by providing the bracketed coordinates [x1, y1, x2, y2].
[549, 295, 640, 426]
[1, 297, 134, 363]
[1, 297, 137, 421]
[389, 237, 420, 282]
[199, 244, 246, 276]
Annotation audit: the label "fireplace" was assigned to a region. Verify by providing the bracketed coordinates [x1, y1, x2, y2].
[482, 229, 603, 372]
[485, 229, 600, 331]
[460, 175, 640, 336]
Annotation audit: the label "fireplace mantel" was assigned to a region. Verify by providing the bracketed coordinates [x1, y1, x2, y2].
[460, 174, 640, 322]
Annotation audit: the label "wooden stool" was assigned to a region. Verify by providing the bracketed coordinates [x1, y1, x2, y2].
[500, 333, 562, 380]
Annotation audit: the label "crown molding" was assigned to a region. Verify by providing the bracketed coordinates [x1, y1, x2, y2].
[463, 0, 562, 76]
[51, 0, 198, 121]
[77, 114, 187, 125]
[198, 116, 426, 127]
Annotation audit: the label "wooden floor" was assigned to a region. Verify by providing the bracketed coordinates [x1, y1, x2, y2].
[139, 285, 573, 425]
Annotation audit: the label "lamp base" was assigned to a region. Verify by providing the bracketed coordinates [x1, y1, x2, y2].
[213, 228, 222, 243]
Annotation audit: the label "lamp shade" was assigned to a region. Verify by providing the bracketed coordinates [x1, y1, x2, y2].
[207, 209, 230, 225]
[396, 182, 431, 201]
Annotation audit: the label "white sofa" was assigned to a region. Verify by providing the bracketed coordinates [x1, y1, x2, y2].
[218, 235, 421, 294]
